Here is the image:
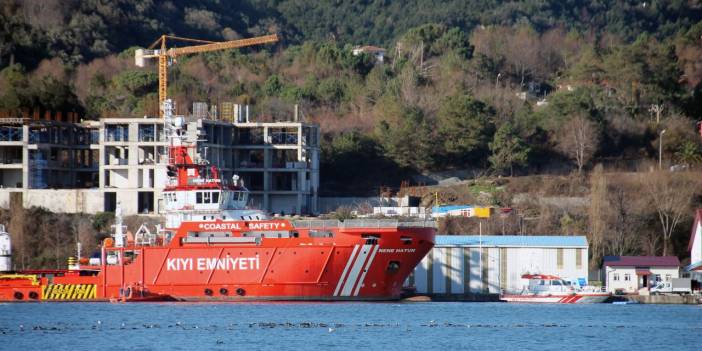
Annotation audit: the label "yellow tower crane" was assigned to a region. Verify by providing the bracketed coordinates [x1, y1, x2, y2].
[134, 33, 279, 116]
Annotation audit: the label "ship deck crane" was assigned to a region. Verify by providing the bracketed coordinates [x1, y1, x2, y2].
[135, 34, 279, 116]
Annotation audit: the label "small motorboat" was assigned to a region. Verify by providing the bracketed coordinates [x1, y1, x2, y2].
[501, 274, 610, 304]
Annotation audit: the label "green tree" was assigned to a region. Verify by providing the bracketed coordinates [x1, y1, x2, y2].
[113, 70, 158, 96]
[263, 74, 283, 96]
[437, 94, 494, 163]
[376, 106, 434, 171]
[0, 64, 32, 111]
[534, 87, 602, 131]
[489, 123, 530, 176]
[675, 140, 702, 168]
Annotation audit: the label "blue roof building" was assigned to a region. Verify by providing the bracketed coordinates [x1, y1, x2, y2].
[410, 235, 590, 296]
[435, 235, 588, 248]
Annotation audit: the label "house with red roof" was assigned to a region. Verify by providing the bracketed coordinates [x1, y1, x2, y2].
[603, 256, 680, 294]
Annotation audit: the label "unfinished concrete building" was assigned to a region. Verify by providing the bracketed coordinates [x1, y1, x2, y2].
[0, 112, 99, 211]
[0, 104, 320, 216]
[97, 104, 319, 215]
[0, 113, 98, 186]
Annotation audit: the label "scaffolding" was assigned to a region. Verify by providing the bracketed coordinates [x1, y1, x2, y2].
[138, 124, 155, 142]
[105, 125, 129, 142]
[0, 126, 22, 142]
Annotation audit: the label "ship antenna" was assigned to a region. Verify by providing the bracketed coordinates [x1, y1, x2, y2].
[113, 202, 126, 248]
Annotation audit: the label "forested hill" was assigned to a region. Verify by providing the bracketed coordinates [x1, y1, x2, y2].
[3, 1, 701, 67]
[2, 0, 702, 195]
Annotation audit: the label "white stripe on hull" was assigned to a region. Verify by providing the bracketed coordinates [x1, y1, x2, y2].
[340, 244, 373, 296]
[333, 245, 360, 297]
[352, 245, 379, 296]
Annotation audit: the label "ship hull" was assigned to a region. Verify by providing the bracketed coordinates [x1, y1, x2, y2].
[500, 293, 610, 304]
[1, 224, 435, 302]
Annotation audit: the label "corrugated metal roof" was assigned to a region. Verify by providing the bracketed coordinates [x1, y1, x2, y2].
[435, 235, 588, 248]
[431, 205, 472, 213]
[603, 256, 680, 267]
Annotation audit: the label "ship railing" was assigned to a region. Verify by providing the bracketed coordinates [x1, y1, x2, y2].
[291, 219, 437, 229]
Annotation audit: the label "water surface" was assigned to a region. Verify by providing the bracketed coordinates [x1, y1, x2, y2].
[1, 302, 700, 350]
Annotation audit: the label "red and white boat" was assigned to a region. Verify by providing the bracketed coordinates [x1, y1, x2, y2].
[0, 100, 435, 302]
[500, 274, 610, 304]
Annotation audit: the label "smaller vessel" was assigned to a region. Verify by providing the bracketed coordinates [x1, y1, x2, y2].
[500, 274, 610, 304]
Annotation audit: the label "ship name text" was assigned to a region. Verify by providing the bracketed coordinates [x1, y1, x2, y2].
[166, 256, 260, 271]
[377, 248, 416, 253]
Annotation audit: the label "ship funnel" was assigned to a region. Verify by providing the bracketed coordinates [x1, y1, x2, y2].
[0, 224, 11, 272]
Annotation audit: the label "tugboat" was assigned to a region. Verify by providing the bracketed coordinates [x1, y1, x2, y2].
[500, 274, 610, 304]
[0, 100, 436, 302]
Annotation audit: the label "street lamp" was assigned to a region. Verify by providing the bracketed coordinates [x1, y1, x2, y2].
[659, 129, 666, 170]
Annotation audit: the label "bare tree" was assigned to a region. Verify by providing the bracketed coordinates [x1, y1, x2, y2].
[606, 189, 641, 256]
[643, 172, 696, 256]
[588, 164, 607, 269]
[556, 114, 599, 174]
[7, 200, 26, 269]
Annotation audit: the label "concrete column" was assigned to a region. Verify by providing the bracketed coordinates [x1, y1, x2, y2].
[296, 192, 302, 215]
[297, 123, 305, 162]
[21, 125, 29, 189]
[128, 122, 139, 188]
[98, 124, 105, 188]
[264, 148, 270, 169]
[298, 169, 305, 214]
[310, 148, 319, 214]
[263, 193, 270, 213]
[68, 128, 76, 186]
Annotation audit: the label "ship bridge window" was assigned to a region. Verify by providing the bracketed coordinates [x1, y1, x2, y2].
[551, 280, 562, 286]
[232, 191, 246, 202]
[309, 231, 334, 238]
[196, 192, 203, 203]
[203, 192, 211, 203]
[164, 192, 177, 204]
[212, 191, 219, 204]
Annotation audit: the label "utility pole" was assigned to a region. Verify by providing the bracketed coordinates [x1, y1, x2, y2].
[479, 220, 483, 292]
[659, 129, 666, 170]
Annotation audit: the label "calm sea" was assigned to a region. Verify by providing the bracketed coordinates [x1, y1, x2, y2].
[1, 302, 700, 350]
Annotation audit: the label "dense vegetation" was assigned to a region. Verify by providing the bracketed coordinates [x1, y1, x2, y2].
[2, 1, 702, 265]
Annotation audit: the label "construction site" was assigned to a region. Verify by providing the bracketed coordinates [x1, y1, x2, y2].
[0, 33, 320, 216]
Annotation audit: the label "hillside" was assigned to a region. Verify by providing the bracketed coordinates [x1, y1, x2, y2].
[1, 1, 702, 267]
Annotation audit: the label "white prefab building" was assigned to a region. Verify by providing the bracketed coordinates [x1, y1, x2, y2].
[408, 235, 589, 295]
[603, 256, 680, 294]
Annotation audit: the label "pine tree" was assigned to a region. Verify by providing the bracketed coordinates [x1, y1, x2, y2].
[488, 122, 530, 176]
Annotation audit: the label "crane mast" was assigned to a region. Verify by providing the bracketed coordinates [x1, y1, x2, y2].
[135, 34, 279, 116]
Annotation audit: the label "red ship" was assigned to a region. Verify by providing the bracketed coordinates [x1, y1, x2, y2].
[0, 100, 435, 302]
